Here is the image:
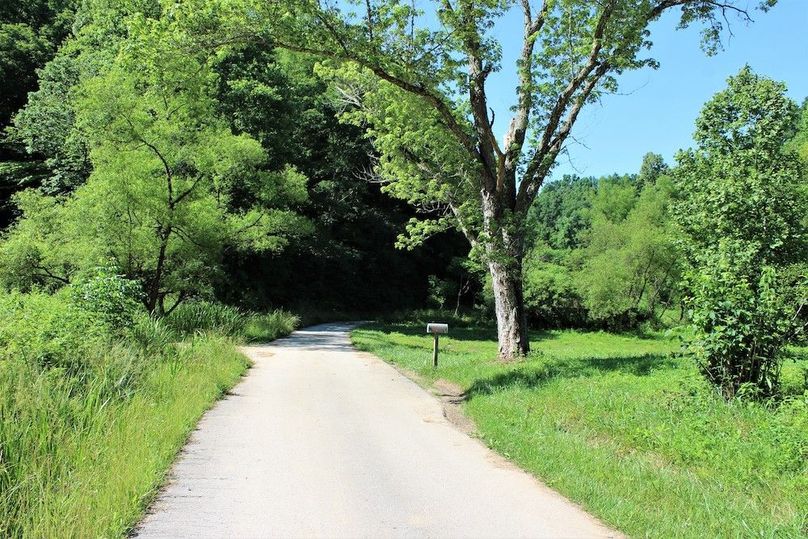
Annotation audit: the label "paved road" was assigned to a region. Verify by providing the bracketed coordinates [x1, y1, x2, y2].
[136, 323, 619, 538]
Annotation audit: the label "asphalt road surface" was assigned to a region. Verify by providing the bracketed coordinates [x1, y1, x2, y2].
[135, 323, 619, 538]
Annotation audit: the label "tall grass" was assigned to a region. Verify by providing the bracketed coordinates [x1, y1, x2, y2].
[0, 291, 297, 536]
[165, 300, 298, 342]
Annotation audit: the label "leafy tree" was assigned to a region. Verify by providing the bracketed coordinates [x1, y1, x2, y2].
[636, 151, 668, 190]
[579, 176, 680, 328]
[0, 0, 80, 227]
[2, 0, 162, 230]
[0, 24, 51, 131]
[9, 50, 92, 193]
[0, 0, 78, 131]
[674, 67, 806, 399]
[522, 162, 681, 330]
[211, 44, 466, 313]
[523, 246, 588, 328]
[787, 99, 808, 168]
[0, 11, 310, 314]
[251, 0, 771, 357]
[526, 175, 597, 251]
[589, 175, 637, 223]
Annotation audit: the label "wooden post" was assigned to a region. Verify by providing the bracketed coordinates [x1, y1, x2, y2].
[426, 323, 447, 368]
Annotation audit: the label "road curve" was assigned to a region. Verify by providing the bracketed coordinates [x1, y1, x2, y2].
[135, 323, 619, 538]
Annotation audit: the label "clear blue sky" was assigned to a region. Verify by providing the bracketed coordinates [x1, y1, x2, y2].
[486, 0, 808, 180]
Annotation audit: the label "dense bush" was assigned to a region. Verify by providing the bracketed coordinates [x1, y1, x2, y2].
[686, 246, 793, 398]
[674, 68, 807, 399]
[521, 173, 680, 331]
[164, 301, 248, 337]
[522, 250, 588, 328]
[70, 265, 142, 330]
[0, 289, 108, 372]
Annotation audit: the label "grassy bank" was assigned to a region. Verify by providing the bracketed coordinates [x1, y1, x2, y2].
[352, 323, 808, 538]
[0, 291, 297, 536]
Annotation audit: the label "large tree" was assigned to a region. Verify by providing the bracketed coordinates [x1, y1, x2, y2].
[248, 0, 774, 357]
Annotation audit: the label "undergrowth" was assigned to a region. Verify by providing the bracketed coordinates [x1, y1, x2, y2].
[0, 289, 297, 536]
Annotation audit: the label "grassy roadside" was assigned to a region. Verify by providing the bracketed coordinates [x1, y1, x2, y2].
[0, 293, 297, 537]
[352, 323, 808, 538]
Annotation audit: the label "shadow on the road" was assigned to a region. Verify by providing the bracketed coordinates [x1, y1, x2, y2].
[278, 333, 355, 352]
[262, 323, 363, 352]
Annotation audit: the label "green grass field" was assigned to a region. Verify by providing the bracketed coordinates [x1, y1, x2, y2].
[352, 323, 808, 538]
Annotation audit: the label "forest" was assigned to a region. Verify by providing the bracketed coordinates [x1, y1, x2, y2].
[0, 0, 806, 536]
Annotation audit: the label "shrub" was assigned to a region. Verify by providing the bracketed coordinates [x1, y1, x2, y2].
[674, 68, 807, 399]
[0, 289, 108, 372]
[243, 310, 300, 342]
[127, 313, 175, 354]
[70, 265, 143, 330]
[427, 275, 458, 310]
[165, 300, 299, 342]
[686, 243, 793, 399]
[523, 257, 588, 328]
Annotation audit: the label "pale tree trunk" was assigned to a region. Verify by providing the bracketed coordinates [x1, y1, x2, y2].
[482, 190, 530, 359]
[488, 257, 529, 359]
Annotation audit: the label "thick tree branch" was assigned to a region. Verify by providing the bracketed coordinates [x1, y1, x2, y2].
[138, 137, 175, 209]
[516, 0, 749, 211]
[513, 1, 615, 211]
[448, 201, 478, 247]
[517, 60, 610, 211]
[537, 0, 615, 157]
[502, 0, 549, 171]
[34, 265, 70, 284]
[457, 1, 500, 192]
[164, 290, 189, 316]
[271, 39, 479, 162]
[650, 0, 752, 21]
[172, 176, 203, 207]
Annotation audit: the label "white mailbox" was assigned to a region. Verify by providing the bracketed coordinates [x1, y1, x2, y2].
[426, 323, 449, 335]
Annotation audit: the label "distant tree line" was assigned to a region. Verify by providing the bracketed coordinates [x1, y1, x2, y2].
[519, 154, 680, 330]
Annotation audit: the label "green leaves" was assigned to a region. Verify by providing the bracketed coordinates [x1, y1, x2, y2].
[1, 2, 311, 313]
[694, 66, 798, 155]
[685, 242, 791, 399]
[0, 23, 52, 127]
[70, 264, 143, 330]
[674, 67, 807, 399]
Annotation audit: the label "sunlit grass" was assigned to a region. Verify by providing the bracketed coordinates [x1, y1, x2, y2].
[0, 336, 249, 537]
[0, 291, 299, 537]
[352, 323, 808, 538]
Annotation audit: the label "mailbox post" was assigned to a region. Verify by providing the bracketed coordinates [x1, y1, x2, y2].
[426, 323, 448, 368]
